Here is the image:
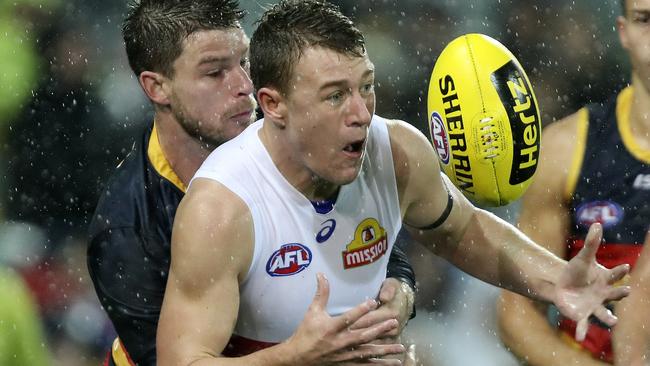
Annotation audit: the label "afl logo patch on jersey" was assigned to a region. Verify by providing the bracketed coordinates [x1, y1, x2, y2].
[266, 243, 312, 277]
[342, 218, 388, 269]
[430, 111, 450, 165]
[576, 201, 624, 228]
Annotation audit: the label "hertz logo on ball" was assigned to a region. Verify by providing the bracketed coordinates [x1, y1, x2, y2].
[427, 33, 541, 206]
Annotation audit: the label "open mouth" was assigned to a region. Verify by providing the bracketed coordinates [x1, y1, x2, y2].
[343, 139, 365, 154]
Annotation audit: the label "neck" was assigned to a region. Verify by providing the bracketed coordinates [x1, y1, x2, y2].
[154, 111, 212, 186]
[630, 74, 650, 132]
[259, 121, 339, 201]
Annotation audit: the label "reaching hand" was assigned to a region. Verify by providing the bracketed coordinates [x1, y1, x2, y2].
[350, 278, 414, 337]
[554, 223, 631, 341]
[285, 273, 406, 365]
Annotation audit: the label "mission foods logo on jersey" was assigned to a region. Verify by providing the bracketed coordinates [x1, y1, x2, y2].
[266, 243, 312, 277]
[575, 201, 624, 229]
[342, 218, 388, 269]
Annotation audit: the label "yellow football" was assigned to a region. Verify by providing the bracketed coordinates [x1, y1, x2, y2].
[427, 33, 541, 206]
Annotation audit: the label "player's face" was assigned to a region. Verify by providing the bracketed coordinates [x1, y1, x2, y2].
[619, 0, 650, 92]
[283, 46, 376, 186]
[168, 28, 256, 149]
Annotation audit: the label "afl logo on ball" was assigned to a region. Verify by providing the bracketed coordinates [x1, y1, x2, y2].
[430, 111, 450, 165]
[266, 243, 312, 277]
[576, 201, 624, 229]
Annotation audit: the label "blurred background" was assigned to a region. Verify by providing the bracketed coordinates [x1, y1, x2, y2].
[0, 0, 628, 365]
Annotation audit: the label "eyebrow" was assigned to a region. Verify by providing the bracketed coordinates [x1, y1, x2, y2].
[630, 9, 650, 16]
[197, 56, 230, 66]
[318, 69, 376, 91]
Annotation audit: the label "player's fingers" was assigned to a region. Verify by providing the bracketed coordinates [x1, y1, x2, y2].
[350, 307, 398, 331]
[335, 299, 378, 330]
[351, 318, 399, 345]
[606, 285, 631, 302]
[331, 343, 405, 363]
[311, 273, 330, 311]
[378, 279, 397, 303]
[608, 263, 631, 284]
[593, 306, 618, 327]
[578, 223, 602, 261]
[575, 317, 588, 342]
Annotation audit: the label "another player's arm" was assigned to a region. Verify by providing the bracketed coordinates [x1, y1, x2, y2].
[497, 112, 607, 365]
[614, 236, 650, 366]
[362, 245, 415, 334]
[157, 178, 405, 366]
[387, 119, 628, 329]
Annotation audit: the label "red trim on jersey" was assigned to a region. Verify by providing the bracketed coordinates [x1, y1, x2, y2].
[567, 239, 642, 269]
[559, 317, 612, 362]
[223, 335, 278, 357]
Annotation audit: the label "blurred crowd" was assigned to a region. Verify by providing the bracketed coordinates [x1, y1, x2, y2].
[0, 0, 628, 365]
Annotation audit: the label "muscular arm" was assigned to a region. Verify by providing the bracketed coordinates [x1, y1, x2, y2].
[496, 113, 606, 365]
[389, 119, 565, 300]
[387, 119, 628, 336]
[156, 178, 262, 366]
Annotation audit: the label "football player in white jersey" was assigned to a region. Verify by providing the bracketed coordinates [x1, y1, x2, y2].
[157, 1, 631, 365]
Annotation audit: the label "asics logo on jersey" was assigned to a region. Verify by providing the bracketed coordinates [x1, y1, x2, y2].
[266, 243, 312, 277]
[316, 219, 336, 243]
[342, 218, 388, 269]
[633, 174, 650, 190]
[430, 111, 450, 164]
[576, 201, 624, 228]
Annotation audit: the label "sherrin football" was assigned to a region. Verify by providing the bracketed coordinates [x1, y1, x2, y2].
[427, 33, 541, 206]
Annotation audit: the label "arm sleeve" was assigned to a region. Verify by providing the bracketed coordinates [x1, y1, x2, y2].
[386, 228, 417, 318]
[87, 228, 166, 366]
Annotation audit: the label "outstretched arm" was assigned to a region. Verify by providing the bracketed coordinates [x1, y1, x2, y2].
[387, 119, 630, 340]
[156, 178, 405, 366]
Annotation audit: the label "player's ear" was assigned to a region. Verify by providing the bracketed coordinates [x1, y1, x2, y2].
[139, 71, 171, 106]
[617, 16, 629, 50]
[257, 87, 287, 128]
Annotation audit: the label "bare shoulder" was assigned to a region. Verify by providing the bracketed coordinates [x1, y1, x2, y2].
[172, 177, 254, 285]
[532, 110, 586, 195]
[385, 119, 440, 182]
[540, 111, 583, 164]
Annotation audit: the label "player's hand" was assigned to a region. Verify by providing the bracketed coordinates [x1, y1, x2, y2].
[554, 222, 631, 341]
[285, 273, 406, 365]
[350, 278, 414, 337]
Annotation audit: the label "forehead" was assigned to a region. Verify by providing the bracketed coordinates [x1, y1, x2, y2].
[292, 46, 374, 87]
[178, 28, 249, 62]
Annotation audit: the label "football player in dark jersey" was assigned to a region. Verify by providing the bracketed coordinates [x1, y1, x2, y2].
[87, 1, 416, 365]
[498, 0, 650, 364]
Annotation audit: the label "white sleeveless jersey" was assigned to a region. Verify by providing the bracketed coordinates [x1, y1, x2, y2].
[193, 115, 402, 345]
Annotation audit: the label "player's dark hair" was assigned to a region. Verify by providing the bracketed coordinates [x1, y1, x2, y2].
[122, 0, 245, 77]
[250, 0, 366, 95]
[621, 0, 626, 16]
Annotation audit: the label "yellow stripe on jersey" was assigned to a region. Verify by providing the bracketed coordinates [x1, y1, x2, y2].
[559, 331, 591, 354]
[147, 122, 187, 193]
[564, 107, 589, 201]
[617, 86, 650, 163]
[111, 338, 135, 366]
